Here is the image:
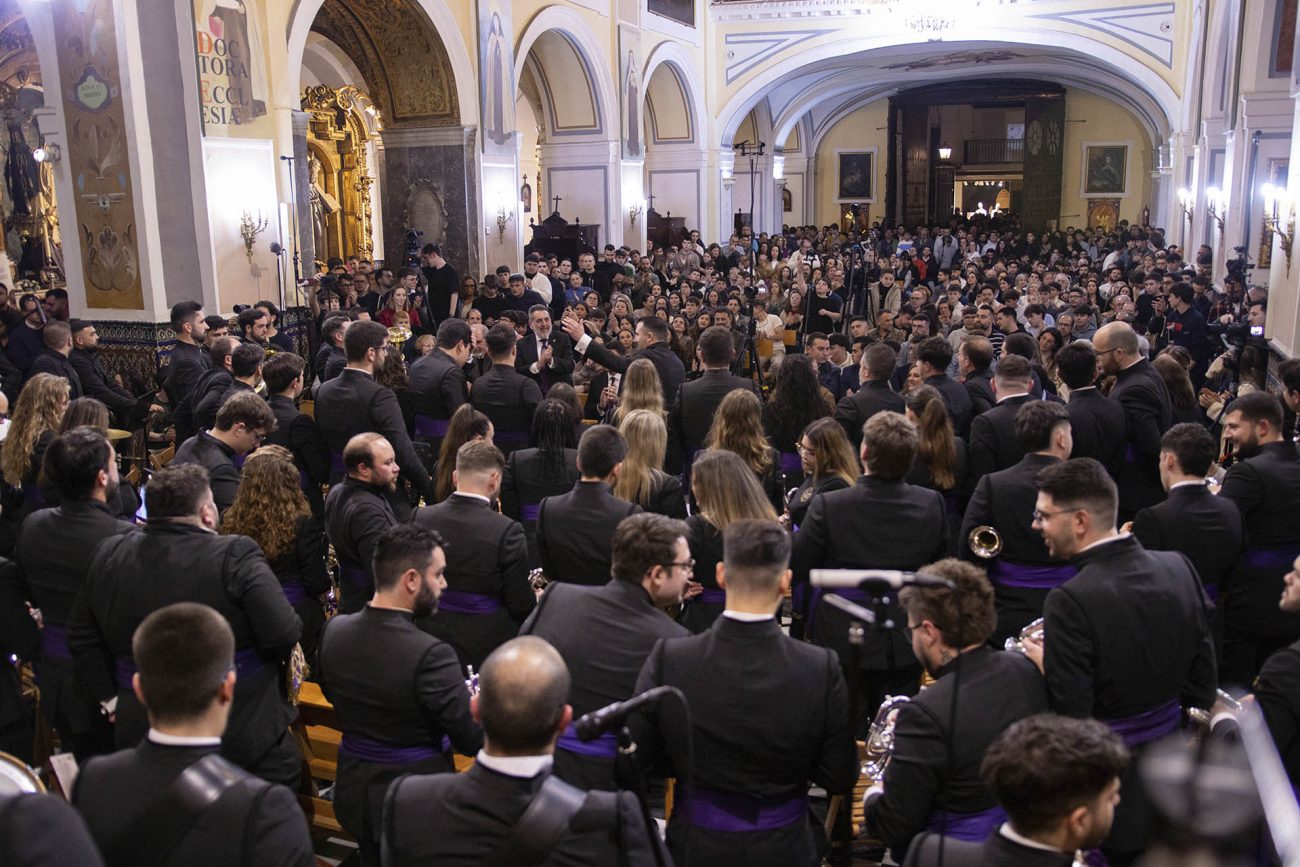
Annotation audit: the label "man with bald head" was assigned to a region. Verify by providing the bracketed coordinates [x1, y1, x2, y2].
[1091, 322, 1172, 518]
[383, 636, 666, 866]
[324, 433, 399, 613]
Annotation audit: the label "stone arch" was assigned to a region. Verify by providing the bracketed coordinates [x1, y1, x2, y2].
[642, 41, 704, 147]
[513, 6, 616, 139]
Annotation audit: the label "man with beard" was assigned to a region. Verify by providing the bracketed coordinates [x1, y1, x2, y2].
[318, 522, 482, 867]
[1218, 392, 1300, 685]
[324, 434, 399, 614]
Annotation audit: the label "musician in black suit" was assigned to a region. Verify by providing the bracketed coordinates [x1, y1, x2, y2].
[515, 304, 575, 395]
[501, 399, 580, 565]
[66, 464, 304, 787]
[1, 792, 105, 867]
[521, 513, 689, 792]
[27, 321, 82, 398]
[262, 353, 330, 516]
[471, 322, 543, 456]
[903, 715, 1128, 867]
[1131, 423, 1242, 659]
[193, 341, 263, 435]
[317, 523, 482, 866]
[173, 392, 276, 516]
[1056, 342, 1127, 475]
[562, 313, 686, 406]
[409, 318, 470, 452]
[412, 441, 532, 670]
[958, 337, 996, 418]
[634, 519, 857, 867]
[323, 433, 399, 614]
[1092, 322, 1172, 519]
[314, 314, 348, 383]
[1027, 458, 1215, 863]
[792, 411, 950, 727]
[174, 335, 235, 444]
[915, 336, 973, 438]
[835, 342, 905, 450]
[866, 559, 1049, 861]
[384, 636, 667, 866]
[166, 301, 212, 410]
[670, 325, 757, 473]
[1218, 391, 1300, 685]
[961, 401, 1075, 645]
[536, 425, 642, 586]
[966, 354, 1036, 491]
[69, 320, 136, 423]
[315, 320, 433, 497]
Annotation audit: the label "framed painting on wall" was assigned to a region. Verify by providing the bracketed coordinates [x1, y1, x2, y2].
[1082, 143, 1129, 197]
[836, 149, 875, 202]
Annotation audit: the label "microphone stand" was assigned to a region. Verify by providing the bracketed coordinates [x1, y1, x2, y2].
[615, 725, 672, 867]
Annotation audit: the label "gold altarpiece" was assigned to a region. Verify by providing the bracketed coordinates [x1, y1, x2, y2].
[302, 84, 378, 263]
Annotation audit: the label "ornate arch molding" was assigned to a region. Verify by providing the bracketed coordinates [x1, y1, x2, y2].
[642, 41, 705, 147]
[513, 5, 617, 138]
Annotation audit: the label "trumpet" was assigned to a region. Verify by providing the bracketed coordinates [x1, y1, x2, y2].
[465, 665, 481, 698]
[968, 525, 1003, 559]
[388, 326, 413, 350]
[1004, 618, 1045, 654]
[528, 568, 549, 592]
[862, 694, 911, 782]
[1186, 689, 1243, 730]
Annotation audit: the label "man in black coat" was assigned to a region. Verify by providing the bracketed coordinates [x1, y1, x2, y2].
[409, 318, 470, 451]
[1028, 458, 1215, 863]
[1, 792, 105, 867]
[903, 715, 1128, 867]
[11, 429, 135, 760]
[72, 603, 314, 867]
[317, 523, 482, 866]
[961, 401, 1076, 645]
[174, 336, 236, 445]
[1056, 342, 1127, 475]
[835, 342, 905, 450]
[27, 320, 82, 398]
[866, 560, 1049, 862]
[521, 513, 689, 793]
[1218, 392, 1300, 685]
[1092, 322, 1172, 519]
[471, 322, 543, 456]
[314, 315, 349, 384]
[262, 353, 330, 516]
[635, 519, 857, 867]
[420, 243, 460, 328]
[193, 342, 263, 436]
[536, 425, 641, 587]
[323, 433, 399, 613]
[66, 464, 303, 787]
[957, 337, 996, 418]
[173, 392, 276, 516]
[69, 320, 136, 422]
[515, 304, 575, 395]
[792, 411, 950, 727]
[1132, 423, 1242, 660]
[914, 336, 973, 438]
[412, 441, 532, 670]
[966, 354, 1037, 492]
[669, 325, 757, 473]
[165, 300, 212, 409]
[561, 313, 686, 406]
[315, 320, 432, 496]
[384, 636, 667, 866]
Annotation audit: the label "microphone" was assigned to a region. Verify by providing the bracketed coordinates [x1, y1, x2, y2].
[810, 569, 956, 590]
[573, 685, 676, 740]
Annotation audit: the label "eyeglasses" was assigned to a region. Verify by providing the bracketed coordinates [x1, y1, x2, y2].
[1031, 507, 1078, 523]
[665, 559, 695, 573]
[797, 443, 815, 455]
[1094, 347, 1120, 356]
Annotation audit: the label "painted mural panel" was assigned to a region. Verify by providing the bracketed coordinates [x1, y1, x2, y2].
[194, 0, 273, 136]
[479, 0, 514, 154]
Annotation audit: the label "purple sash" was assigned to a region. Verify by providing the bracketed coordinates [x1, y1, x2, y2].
[232, 453, 246, 471]
[677, 785, 808, 832]
[989, 560, 1077, 590]
[282, 580, 307, 606]
[1243, 545, 1300, 570]
[21, 484, 44, 507]
[117, 648, 264, 691]
[40, 623, 71, 662]
[925, 805, 1007, 841]
[695, 587, 726, 605]
[778, 452, 802, 474]
[556, 723, 619, 759]
[414, 414, 450, 438]
[338, 563, 370, 591]
[438, 589, 502, 615]
[330, 451, 346, 477]
[520, 503, 541, 522]
[1102, 699, 1181, 747]
[493, 430, 530, 448]
[339, 732, 446, 764]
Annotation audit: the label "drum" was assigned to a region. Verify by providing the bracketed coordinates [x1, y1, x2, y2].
[0, 751, 45, 794]
[757, 337, 774, 359]
[106, 428, 132, 444]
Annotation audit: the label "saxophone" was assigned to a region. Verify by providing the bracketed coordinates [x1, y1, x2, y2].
[862, 694, 911, 782]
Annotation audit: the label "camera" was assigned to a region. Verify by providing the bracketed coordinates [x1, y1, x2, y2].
[1224, 246, 1254, 284]
[404, 228, 425, 268]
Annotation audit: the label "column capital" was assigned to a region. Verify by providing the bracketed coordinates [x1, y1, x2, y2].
[380, 125, 477, 150]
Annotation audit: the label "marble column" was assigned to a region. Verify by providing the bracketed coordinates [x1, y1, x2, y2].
[291, 110, 314, 280]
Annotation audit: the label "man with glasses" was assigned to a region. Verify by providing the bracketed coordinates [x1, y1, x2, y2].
[1024, 457, 1214, 865]
[173, 391, 276, 517]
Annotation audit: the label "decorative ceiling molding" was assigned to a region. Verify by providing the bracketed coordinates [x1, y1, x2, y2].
[1031, 2, 1176, 68]
[724, 30, 834, 84]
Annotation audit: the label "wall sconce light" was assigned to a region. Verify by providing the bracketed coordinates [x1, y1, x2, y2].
[495, 207, 514, 242]
[1206, 187, 1226, 231]
[937, 143, 952, 161]
[240, 210, 268, 262]
[32, 143, 60, 164]
[629, 203, 643, 227]
[1262, 183, 1295, 273]
[1177, 187, 1194, 224]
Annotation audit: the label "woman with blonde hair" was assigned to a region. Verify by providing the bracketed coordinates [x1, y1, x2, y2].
[610, 357, 664, 426]
[223, 445, 330, 665]
[615, 409, 685, 517]
[2, 373, 69, 523]
[681, 448, 778, 632]
[702, 388, 781, 509]
[784, 417, 858, 529]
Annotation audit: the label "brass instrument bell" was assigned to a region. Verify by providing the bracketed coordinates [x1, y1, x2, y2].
[862, 694, 911, 782]
[387, 326, 413, 350]
[968, 525, 1003, 559]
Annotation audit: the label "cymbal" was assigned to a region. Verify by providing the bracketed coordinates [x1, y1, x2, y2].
[106, 428, 132, 443]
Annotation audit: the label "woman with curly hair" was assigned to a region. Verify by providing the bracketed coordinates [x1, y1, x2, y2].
[1, 373, 69, 525]
[703, 388, 782, 509]
[433, 404, 493, 503]
[223, 446, 330, 666]
[611, 357, 664, 426]
[761, 353, 832, 490]
[501, 399, 578, 564]
[615, 409, 686, 517]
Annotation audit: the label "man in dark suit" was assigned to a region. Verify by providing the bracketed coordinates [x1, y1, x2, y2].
[193, 342, 264, 435]
[72, 603, 313, 867]
[961, 401, 1076, 645]
[27, 320, 82, 398]
[12, 429, 135, 761]
[792, 411, 950, 727]
[670, 325, 757, 473]
[471, 322, 543, 456]
[1056, 342, 1127, 475]
[957, 336, 996, 418]
[1218, 392, 1300, 685]
[314, 315, 348, 384]
[835, 343, 905, 450]
[166, 301, 212, 409]
[69, 320, 136, 423]
[384, 635, 667, 866]
[866, 559, 1049, 861]
[409, 318, 470, 452]
[914, 336, 973, 438]
[1, 792, 105, 867]
[324, 433, 399, 614]
[561, 313, 685, 406]
[412, 441, 532, 670]
[174, 336, 236, 445]
[536, 425, 642, 587]
[1132, 423, 1242, 659]
[515, 304, 575, 395]
[315, 320, 432, 497]
[521, 513, 689, 792]
[904, 715, 1128, 867]
[967, 354, 1037, 491]
[173, 391, 275, 516]
[1092, 322, 1172, 520]
[318, 522, 482, 866]
[262, 353, 330, 516]
[66, 464, 303, 787]
[1028, 458, 1215, 864]
[635, 519, 858, 867]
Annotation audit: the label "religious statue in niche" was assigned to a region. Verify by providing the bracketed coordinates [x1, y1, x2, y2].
[482, 12, 509, 147]
[309, 152, 339, 260]
[521, 174, 532, 213]
[623, 50, 640, 157]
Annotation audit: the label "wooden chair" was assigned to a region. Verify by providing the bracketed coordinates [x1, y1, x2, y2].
[293, 682, 343, 835]
[149, 444, 175, 471]
[823, 739, 869, 838]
